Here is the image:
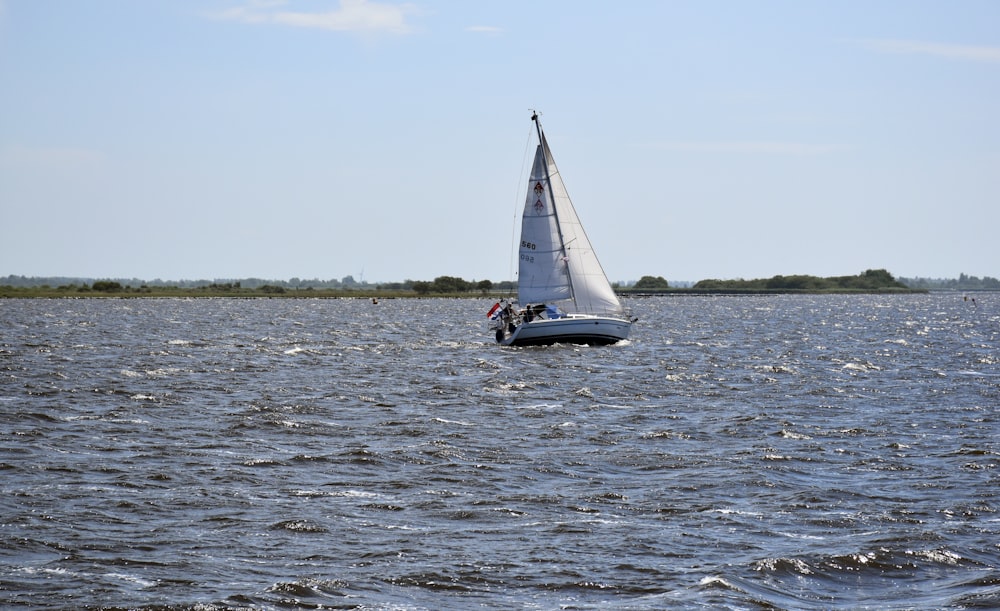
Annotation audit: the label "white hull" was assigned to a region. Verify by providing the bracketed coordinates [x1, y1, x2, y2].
[497, 315, 631, 346]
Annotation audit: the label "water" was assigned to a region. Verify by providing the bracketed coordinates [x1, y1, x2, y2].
[1, 294, 998, 610]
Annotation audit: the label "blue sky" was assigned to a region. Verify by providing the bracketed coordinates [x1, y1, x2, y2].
[2, 0, 997, 284]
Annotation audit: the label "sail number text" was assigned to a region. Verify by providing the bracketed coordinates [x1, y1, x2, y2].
[520, 241, 537, 263]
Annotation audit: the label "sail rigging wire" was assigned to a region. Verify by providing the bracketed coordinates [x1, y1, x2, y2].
[506, 118, 538, 290]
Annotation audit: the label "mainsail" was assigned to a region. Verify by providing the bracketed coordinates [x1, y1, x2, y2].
[517, 121, 623, 315]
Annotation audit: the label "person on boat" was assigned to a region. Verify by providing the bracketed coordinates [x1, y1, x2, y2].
[504, 303, 517, 333]
[495, 302, 512, 325]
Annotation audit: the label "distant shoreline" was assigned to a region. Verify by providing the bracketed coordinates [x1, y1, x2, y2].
[4, 269, 997, 297]
[620, 287, 928, 296]
[0, 286, 930, 299]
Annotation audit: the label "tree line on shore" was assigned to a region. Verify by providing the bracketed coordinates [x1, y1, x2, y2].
[0, 275, 516, 296]
[692, 269, 909, 291]
[2, 269, 997, 296]
[897, 273, 1000, 291]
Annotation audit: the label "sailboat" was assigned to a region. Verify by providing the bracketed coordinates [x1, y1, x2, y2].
[489, 112, 634, 346]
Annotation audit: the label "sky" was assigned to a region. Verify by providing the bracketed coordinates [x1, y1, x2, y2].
[1, 0, 998, 284]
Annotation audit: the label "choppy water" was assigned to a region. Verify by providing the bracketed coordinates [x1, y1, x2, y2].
[1, 294, 998, 610]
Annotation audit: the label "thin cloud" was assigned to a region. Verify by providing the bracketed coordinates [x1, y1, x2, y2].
[859, 38, 1000, 63]
[215, 0, 417, 34]
[654, 141, 841, 156]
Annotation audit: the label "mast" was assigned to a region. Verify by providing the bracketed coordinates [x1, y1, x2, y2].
[531, 111, 576, 305]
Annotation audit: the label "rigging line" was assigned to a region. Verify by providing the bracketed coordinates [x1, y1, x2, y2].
[507, 118, 536, 289]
